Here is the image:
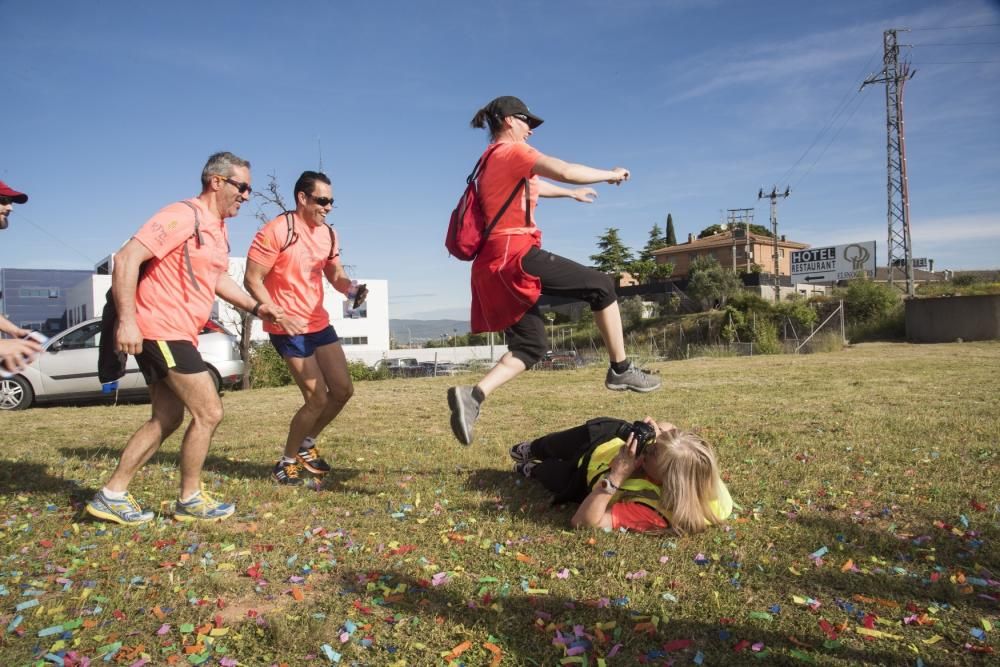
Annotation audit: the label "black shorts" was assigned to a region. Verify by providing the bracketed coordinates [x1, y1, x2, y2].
[135, 339, 207, 385]
[505, 247, 617, 367]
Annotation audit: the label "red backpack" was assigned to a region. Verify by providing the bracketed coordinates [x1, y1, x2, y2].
[446, 145, 530, 261]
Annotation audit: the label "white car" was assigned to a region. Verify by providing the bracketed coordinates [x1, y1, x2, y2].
[0, 318, 244, 410]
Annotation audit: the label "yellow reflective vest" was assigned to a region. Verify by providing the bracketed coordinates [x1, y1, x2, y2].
[582, 438, 733, 525]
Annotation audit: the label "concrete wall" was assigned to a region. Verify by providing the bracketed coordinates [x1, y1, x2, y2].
[906, 294, 1000, 343]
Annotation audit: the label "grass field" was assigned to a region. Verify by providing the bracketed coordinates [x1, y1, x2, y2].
[1, 342, 997, 666]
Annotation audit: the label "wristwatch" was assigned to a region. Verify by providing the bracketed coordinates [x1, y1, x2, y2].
[598, 476, 620, 494]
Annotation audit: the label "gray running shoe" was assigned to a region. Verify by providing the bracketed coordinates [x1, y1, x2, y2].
[605, 362, 662, 393]
[509, 441, 533, 464]
[86, 490, 154, 525]
[513, 460, 536, 478]
[447, 385, 480, 445]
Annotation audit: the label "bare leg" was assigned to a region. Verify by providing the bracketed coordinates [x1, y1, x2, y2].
[594, 301, 627, 363]
[105, 382, 185, 492]
[307, 342, 353, 438]
[164, 370, 224, 500]
[475, 352, 527, 398]
[283, 354, 331, 458]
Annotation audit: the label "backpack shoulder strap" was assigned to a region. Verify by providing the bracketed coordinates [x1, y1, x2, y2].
[326, 225, 337, 261]
[281, 211, 296, 251]
[177, 200, 202, 292]
[468, 144, 503, 184]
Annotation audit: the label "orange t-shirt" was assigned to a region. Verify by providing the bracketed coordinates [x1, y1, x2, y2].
[478, 142, 540, 233]
[246, 212, 340, 335]
[133, 198, 230, 345]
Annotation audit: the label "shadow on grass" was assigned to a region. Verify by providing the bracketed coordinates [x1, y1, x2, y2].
[324, 569, 904, 667]
[0, 460, 91, 495]
[58, 445, 363, 493]
[464, 467, 574, 531]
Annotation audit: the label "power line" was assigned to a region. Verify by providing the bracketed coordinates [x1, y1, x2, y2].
[911, 40, 1000, 46]
[5, 215, 100, 267]
[910, 23, 1000, 31]
[775, 50, 881, 187]
[914, 60, 1000, 64]
[791, 91, 869, 191]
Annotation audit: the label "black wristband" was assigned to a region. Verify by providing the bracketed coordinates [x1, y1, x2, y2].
[251, 302, 261, 317]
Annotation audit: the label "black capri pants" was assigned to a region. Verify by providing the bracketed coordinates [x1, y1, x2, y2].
[505, 247, 617, 367]
[527, 417, 628, 504]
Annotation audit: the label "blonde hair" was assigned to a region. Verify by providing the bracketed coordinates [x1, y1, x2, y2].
[643, 428, 724, 536]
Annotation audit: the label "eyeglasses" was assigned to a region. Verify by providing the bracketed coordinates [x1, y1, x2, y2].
[216, 175, 252, 195]
[309, 195, 335, 207]
[0, 196, 11, 206]
[512, 114, 530, 124]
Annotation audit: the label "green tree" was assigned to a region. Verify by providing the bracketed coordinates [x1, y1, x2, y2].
[686, 256, 743, 310]
[651, 261, 675, 281]
[626, 259, 657, 284]
[640, 223, 666, 261]
[698, 223, 773, 239]
[665, 213, 677, 246]
[590, 228, 634, 275]
[619, 295, 645, 329]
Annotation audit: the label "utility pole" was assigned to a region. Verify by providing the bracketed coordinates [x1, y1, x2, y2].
[727, 208, 755, 273]
[862, 28, 916, 297]
[757, 186, 790, 302]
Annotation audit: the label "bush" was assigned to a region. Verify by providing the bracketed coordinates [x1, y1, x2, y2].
[847, 305, 906, 342]
[248, 343, 293, 388]
[249, 344, 390, 387]
[620, 295, 645, 328]
[774, 299, 818, 333]
[349, 360, 389, 381]
[751, 317, 781, 354]
[951, 274, 978, 287]
[843, 278, 901, 324]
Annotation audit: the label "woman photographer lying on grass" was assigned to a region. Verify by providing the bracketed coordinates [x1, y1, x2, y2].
[510, 417, 732, 534]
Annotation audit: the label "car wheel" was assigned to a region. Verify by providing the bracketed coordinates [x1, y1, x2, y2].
[0, 376, 34, 410]
[207, 367, 222, 395]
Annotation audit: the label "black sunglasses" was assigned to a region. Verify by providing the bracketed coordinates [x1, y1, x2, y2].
[309, 195, 335, 207]
[0, 196, 11, 206]
[219, 176, 252, 195]
[512, 113, 530, 124]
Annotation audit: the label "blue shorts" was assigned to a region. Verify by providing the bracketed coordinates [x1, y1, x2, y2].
[269, 325, 340, 359]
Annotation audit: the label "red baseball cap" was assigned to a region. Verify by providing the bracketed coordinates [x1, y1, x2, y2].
[0, 180, 28, 203]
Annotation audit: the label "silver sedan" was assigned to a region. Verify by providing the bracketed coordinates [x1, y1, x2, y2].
[0, 318, 244, 410]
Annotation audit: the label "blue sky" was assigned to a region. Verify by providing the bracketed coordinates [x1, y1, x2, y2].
[3, 0, 998, 319]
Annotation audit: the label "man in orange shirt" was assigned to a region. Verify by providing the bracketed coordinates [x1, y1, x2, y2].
[244, 171, 366, 486]
[86, 152, 283, 525]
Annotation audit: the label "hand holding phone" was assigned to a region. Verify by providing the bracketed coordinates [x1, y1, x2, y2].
[353, 283, 368, 309]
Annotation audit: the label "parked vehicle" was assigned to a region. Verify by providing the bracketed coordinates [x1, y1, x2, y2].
[0, 318, 244, 410]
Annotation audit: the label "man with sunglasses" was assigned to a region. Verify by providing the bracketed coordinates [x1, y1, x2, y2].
[244, 170, 366, 486]
[86, 151, 283, 525]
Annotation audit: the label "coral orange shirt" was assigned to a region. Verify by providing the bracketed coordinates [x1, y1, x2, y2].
[611, 502, 670, 533]
[247, 212, 340, 335]
[133, 198, 229, 344]
[469, 142, 543, 333]
[479, 142, 540, 232]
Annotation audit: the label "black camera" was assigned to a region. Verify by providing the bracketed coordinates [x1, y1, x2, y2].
[615, 420, 656, 456]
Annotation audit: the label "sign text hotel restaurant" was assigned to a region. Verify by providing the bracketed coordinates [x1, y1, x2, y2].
[790, 241, 876, 283]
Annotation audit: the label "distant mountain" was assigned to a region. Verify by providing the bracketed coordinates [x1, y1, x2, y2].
[390, 319, 471, 344]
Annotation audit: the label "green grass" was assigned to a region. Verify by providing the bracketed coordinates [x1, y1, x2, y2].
[1, 342, 998, 666]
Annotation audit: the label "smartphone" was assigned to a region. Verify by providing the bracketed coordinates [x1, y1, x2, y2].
[352, 284, 368, 309]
